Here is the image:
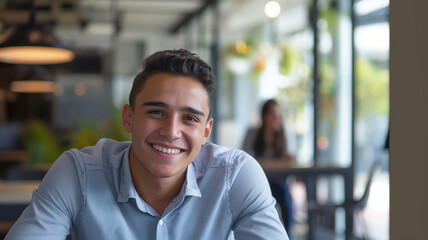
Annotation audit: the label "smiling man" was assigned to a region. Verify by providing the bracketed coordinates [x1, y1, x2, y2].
[5, 49, 288, 240]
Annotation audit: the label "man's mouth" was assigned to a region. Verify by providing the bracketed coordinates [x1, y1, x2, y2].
[151, 144, 183, 154]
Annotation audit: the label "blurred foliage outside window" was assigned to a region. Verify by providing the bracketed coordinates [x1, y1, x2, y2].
[22, 104, 130, 165]
[355, 59, 389, 117]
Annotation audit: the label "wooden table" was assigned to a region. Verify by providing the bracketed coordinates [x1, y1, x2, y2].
[0, 181, 40, 222]
[262, 162, 354, 240]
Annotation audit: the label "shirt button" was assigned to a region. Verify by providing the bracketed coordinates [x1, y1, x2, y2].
[159, 219, 164, 226]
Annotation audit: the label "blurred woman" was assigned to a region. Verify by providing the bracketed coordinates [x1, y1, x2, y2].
[242, 99, 295, 234]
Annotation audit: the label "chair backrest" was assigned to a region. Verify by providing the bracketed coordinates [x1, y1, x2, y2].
[353, 161, 382, 210]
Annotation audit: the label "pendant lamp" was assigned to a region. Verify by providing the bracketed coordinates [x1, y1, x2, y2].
[9, 65, 59, 94]
[0, 0, 74, 64]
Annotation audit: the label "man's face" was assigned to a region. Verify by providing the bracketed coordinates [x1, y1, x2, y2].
[122, 73, 213, 181]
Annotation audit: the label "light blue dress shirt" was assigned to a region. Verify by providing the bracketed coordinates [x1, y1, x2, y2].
[5, 139, 288, 240]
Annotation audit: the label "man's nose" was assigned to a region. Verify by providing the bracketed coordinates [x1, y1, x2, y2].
[159, 116, 182, 140]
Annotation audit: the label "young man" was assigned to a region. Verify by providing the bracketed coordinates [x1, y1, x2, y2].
[5, 49, 288, 239]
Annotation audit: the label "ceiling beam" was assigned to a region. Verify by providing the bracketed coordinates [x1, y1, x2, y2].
[168, 0, 217, 35]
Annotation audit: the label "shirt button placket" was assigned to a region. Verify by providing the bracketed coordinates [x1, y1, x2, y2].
[156, 218, 168, 240]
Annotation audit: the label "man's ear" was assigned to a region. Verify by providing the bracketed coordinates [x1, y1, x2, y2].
[122, 104, 133, 133]
[203, 118, 214, 144]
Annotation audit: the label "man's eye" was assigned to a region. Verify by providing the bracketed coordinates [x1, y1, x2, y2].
[184, 116, 198, 122]
[148, 110, 164, 117]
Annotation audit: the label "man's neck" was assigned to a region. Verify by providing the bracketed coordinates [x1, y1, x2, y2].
[129, 152, 187, 215]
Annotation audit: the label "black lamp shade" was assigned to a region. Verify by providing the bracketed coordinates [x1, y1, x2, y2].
[0, 24, 75, 64]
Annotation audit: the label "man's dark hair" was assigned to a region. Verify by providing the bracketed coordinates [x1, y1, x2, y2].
[129, 49, 216, 118]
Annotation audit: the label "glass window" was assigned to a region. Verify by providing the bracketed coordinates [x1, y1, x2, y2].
[316, 0, 353, 167]
[354, 0, 389, 174]
[275, 0, 314, 165]
[354, 0, 389, 239]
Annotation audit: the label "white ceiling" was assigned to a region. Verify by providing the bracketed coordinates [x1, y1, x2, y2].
[79, 0, 205, 33]
[0, 0, 303, 51]
[0, 0, 210, 46]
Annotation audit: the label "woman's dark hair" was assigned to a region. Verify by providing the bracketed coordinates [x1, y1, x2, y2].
[128, 49, 216, 117]
[253, 99, 287, 158]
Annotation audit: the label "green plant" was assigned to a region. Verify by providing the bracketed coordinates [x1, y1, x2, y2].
[22, 104, 131, 165]
[355, 59, 389, 116]
[279, 46, 299, 76]
[22, 120, 64, 165]
[71, 104, 131, 149]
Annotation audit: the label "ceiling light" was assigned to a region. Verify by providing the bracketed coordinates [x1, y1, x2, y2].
[265, 1, 281, 19]
[74, 82, 87, 96]
[0, 0, 74, 64]
[9, 65, 58, 94]
[10, 81, 59, 93]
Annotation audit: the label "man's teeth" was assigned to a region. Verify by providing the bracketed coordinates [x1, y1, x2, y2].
[152, 144, 181, 154]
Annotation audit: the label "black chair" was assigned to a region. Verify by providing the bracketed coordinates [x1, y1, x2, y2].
[308, 161, 382, 240]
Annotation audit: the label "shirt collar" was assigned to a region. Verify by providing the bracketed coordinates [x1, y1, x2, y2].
[116, 146, 201, 203]
[184, 163, 201, 198]
[117, 145, 137, 202]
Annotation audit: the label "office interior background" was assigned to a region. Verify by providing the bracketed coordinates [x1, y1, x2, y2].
[0, 0, 401, 239]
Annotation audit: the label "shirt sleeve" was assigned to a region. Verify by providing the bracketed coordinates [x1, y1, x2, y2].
[5, 150, 84, 240]
[229, 152, 289, 240]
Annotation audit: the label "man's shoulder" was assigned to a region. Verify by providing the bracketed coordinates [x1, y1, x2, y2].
[193, 142, 254, 171]
[70, 138, 131, 169]
[79, 138, 131, 154]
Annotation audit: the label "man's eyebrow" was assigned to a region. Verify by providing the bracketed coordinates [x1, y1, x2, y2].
[142, 101, 168, 108]
[142, 101, 205, 117]
[181, 107, 205, 117]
